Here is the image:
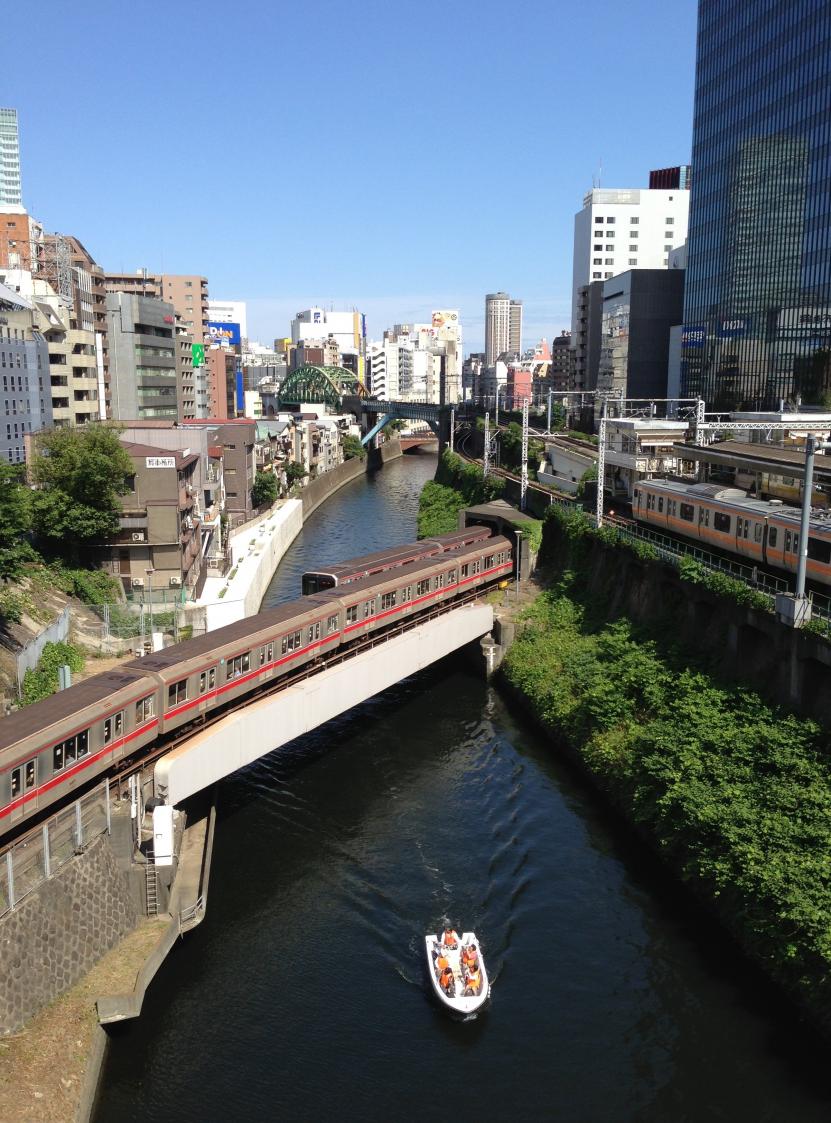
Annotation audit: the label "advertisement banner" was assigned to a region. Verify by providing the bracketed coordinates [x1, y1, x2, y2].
[191, 343, 205, 367]
[432, 310, 460, 331]
[207, 321, 241, 347]
[717, 317, 750, 339]
[681, 325, 706, 348]
[236, 369, 244, 412]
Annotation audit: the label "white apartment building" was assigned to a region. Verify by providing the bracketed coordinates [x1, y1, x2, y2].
[367, 341, 399, 400]
[571, 187, 690, 340]
[207, 299, 248, 340]
[0, 109, 22, 207]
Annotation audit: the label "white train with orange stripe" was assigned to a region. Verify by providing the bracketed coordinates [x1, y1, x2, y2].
[632, 480, 831, 583]
[0, 533, 513, 840]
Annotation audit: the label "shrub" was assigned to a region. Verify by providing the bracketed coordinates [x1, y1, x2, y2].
[21, 641, 86, 705]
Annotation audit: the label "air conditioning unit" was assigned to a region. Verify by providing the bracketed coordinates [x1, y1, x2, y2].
[131, 577, 144, 588]
[169, 576, 182, 588]
[131, 532, 144, 542]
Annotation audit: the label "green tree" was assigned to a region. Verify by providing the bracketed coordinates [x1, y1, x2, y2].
[251, 471, 279, 508]
[285, 462, 308, 487]
[342, 434, 367, 460]
[30, 426, 133, 557]
[0, 463, 35, 578]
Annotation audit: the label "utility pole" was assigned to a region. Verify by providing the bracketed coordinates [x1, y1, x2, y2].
[449, 407, 455, 453]
[520, 398, 529, 511]
[483, 411, 491, 478]
[596, 400, 607, 527]
[546, 388, 553, 435]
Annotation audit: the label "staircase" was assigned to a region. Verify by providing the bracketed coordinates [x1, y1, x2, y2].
[145, 849, 159, 917]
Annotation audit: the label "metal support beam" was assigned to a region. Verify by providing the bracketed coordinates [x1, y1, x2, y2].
[520, 399, 529, 511]
[483, 412, 491, 478]
[449, 408, 455, 453]
[360, 413, 392, 447]
[596, 412, 607, 527]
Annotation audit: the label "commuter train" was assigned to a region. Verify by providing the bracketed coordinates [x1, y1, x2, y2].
[633, 479, 831, 585]
[0, 531, 513, 839]
[300, 527, 492, 595]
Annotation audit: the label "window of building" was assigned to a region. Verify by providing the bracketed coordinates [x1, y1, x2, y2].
[594, 217, 604, 224]
[605, 272, 613, 278]
[629, 244, 638, 252]
[630, 231, 638, 238]
[664, 245, 673, 252]
[593, 244, 603, 251]
[606, 217, 615, 224]
[592, 272, 601, 279]
[605, 245, 614, 251]
[593, 258, 602, 265]
[630, 217, 639, 224]
[606, 230, 615, 237]
[666, 217, 674, 224]
[605, 258, 614, 265]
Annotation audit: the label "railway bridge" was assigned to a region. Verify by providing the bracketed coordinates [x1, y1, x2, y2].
[154, 602, 493, 807]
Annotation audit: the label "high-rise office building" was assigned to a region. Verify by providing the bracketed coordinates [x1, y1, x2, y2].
[681, 0, 831, 410]
[0, 109, 22, 206]
[485, 292, 522, 366]
[571, 184, 690, 344]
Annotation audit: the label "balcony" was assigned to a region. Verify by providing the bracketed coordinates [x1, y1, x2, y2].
[178, 485, 195, 510]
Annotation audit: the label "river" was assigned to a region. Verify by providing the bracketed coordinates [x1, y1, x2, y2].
[94, 451, 831, 1122]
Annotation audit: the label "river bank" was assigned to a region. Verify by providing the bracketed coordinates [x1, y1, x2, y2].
[495, 507, 831, 1041]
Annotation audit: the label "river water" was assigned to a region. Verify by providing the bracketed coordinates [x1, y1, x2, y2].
[95, 452, 831, 1122]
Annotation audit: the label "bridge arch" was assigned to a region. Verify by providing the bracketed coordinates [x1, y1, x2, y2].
[278, 365, 368, 409]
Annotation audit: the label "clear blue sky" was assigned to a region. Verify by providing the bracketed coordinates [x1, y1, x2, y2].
[5, 0, 697, 353]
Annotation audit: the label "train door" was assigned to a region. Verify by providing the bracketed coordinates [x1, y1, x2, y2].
[197, 666, 217, 713]
[9, 756, 37, 822]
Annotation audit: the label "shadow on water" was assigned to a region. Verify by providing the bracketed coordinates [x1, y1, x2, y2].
[93, 454, 831, 1123]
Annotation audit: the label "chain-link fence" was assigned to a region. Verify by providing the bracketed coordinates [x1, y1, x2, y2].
[0, 781, 110, 917]
[69, 603, 208, 655]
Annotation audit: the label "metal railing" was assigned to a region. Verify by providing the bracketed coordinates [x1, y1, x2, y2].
[0, 781, 110, 917]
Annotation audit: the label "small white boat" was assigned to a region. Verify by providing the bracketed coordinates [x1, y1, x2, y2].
[425, 930, 490, 1017]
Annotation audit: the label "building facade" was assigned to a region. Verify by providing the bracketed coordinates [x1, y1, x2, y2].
[161, 275, 210, 344]
[106, 292, 178, 422]
[0, 109, 22, 207]
[571, 184, 690, 342]
[597, 269, 685, 399]
[208, 299, 247, 340]
[0, 282, 51, 463]
[680, 0, 831, 411]
[485, 292, 522, 366]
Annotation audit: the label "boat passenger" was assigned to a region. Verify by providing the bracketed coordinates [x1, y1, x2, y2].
[461, 944, 478, 970]
[439, 966, 454, 994]
[464, 967, 481, 995]
[436, 953, 449, 973]
[440, 927, 459, 949]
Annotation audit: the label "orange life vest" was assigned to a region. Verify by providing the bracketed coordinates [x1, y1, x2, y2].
[462, 946, 476, 967]
[440, 969, 453, 990]
[443, 931, 459, 948]
[466, 970, 480, 991]
[436, 955, 449, 971]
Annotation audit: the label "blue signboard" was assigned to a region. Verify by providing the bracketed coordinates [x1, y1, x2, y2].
[207, 320, 242, 347]
[236, 368, 244, 412]
[681, 324, 706, 348]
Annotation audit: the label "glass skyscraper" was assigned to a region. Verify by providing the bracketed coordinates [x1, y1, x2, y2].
[681, 1, 831, 410]
[0, 108, 22, 207]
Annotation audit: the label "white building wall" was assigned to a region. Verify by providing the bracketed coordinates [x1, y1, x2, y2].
[571, 187, 690, 339]
[208, 300, 248, 340]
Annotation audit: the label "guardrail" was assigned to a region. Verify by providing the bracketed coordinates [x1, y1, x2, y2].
[0, 781, 110, 917]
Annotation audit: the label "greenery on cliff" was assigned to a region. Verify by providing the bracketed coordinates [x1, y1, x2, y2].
[417, 450, 504, 537]
[502, 508, 831, 1025]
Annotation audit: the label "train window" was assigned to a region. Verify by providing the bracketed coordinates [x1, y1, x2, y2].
[282, 636, 289, 653]
[402, 586, 412, 603]
[794, 534, 800, 553]
[327, 614, 339, 634]
[448, 569, 457, 584]
[11, 767, 21, 797]
[168, 679, 188, 707]
[53, 743, 64, 770]
[313, 626, 319, 643]
[227, 653, 250, 679]
[485, 554, 495, 568]
[77, 731, 89, 759]
[115, 711, 123, 737]
[259, 648, 266, 666]
[785, 531, 791, 553]
[437, 574, 444, 589]
[307, 625, 314, 643]
[25, 760, 35, 789]
[381, 591, 396, 610]
[294, 631, 301, 649]
[461, 563, 469, 578]
[267, 643, 273, 661]
[65, 737, 76, 765]
[658, 497, 664, 513]
[346, 606, 358, 624]
[417, 578, 430, 595]
[754, 523, 763, 543]
[136, 697, 154, 725]
[808, 538, 831, 564]
[363, 600, 374, 619]
[769, 527, 778, 547]
[679, 503, 694, 522]
[714, 512, 731, 533]
[104, 717, 112, 743]
[200, 671, 207, 691]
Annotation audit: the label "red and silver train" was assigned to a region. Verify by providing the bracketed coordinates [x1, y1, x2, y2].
[0, 530, 513, 840]
[633, 479, 831, 584]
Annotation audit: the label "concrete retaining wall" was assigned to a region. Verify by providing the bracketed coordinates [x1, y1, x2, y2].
[15, 606, 70, 691]
[300, 456, 366, 520]
[0, 835, 137, 1034]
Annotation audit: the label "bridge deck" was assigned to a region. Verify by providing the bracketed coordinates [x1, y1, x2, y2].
[154, 603, 493, 805]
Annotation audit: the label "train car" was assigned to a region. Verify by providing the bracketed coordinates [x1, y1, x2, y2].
[0, 669, 159, 830]
[632, 479, 831, 586]
[0, 533, 514, 840]
[300, 527, 493, 595]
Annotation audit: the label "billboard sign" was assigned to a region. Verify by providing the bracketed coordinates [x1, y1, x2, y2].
[432, 310, 460, 332]
[191, 343, 205, 367]
[207, 321, 241, 347]
[717, 317, 750, 339]
[236, 368, 244, 412]
[681, 324, 706, 348]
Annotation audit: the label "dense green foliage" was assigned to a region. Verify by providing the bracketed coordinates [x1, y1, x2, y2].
[342, 434, 367, 460]
[0, 465, 36, 579]
[251, 471, 279, 508]
[502, 579, 831, 1008]
[21, 641, 86, 706]
[43, 564, 123, 606]
[575, 463, 597, 498]
[497, 422, 544, 473]
[285, 462, 307, 486]
[417, 450, 506, 538]
[30, 426, 133, 556]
